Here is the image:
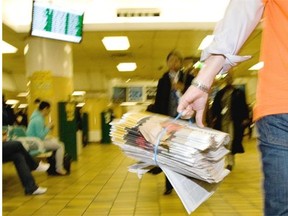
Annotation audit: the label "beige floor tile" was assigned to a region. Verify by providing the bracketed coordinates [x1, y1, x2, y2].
[3, 137, 263, 215]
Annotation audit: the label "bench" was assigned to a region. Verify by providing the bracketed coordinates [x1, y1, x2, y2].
[7, 126, 53, 159]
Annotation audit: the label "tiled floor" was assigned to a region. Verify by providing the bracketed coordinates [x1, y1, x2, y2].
[3, 137, 263, 216]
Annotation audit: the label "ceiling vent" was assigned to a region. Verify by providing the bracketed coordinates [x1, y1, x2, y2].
[110, 53, 133, 58]
[117, 8, 160, 17]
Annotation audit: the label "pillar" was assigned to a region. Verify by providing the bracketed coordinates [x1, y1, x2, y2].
[25, 37, 74, 137]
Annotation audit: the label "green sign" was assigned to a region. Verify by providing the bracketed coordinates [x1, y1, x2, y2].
[32, 1, 84, 43]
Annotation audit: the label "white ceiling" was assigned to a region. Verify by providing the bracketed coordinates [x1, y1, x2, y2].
[2, 0, 262, 96]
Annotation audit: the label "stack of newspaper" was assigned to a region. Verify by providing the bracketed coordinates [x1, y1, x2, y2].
[110, 111, 230, 214]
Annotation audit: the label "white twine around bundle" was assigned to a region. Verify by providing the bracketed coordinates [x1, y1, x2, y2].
[153, 112, 194, 165]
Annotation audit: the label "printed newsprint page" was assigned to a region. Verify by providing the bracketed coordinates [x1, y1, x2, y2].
[162, 166, 219, 214]
[110, 112, 231, 214]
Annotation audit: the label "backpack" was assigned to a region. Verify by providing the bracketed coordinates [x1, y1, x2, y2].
[47, 151, 72, 175]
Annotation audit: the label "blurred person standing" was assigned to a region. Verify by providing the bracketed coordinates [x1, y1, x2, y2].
[210, 74, 249, 170]
[154, 51, 194, 117]
[153, 50, 194, 195]
[177, 1, 288, 215]
[182, 56, 200, 80]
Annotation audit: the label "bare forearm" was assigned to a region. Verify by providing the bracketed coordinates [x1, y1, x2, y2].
[195, 55, 226, 89]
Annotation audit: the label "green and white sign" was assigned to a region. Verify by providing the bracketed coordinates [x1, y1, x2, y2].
[31, 1, 84, 43]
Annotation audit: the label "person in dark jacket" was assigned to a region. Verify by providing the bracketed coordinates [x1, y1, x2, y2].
[153, 53, 194, 117]
[211, 74, 250, 170]
[153, 51, 194, 195]
[2, 95, 16, 126]
[2, 130, 49, 195]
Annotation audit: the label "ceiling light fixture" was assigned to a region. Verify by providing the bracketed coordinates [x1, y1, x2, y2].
[198, 35, 214, 50]
[17, 92, 29, 97]
[76, 102, 85, 107]
[117, 62, 137, 72]
[72, 91, 86, 96]
[24, 44, 29, 55]
[249, 61, 264, 70]
[102, 36, 130, 51]
[5, 99, 19, 105]
[18, 104, 28, 109]
[2, 40, 18, 54]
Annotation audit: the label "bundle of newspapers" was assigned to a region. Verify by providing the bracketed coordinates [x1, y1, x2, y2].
[110, 111, 230, 214]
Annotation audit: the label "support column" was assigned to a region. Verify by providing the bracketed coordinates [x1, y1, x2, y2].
[25, 37, 74, 137]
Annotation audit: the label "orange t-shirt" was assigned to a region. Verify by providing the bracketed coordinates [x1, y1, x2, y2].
[253, 0, 288, 120]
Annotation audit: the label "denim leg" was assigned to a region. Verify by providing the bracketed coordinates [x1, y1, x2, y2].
[3, 141, 38, 194]
[11, 153, 39, 194]
[256, 114, 288, 216]
[3, 140, 39, 170]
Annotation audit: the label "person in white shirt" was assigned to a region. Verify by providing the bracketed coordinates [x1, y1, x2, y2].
[177, 1, 288, 215]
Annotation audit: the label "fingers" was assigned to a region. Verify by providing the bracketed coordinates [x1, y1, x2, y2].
[180, 109, 194, 119]
[178, 106, 205, 128]
[195, 109, 205, 128]
[177, 98, 188, 114]
[177, 96, 205, 127]
[177, 86, 207, 127]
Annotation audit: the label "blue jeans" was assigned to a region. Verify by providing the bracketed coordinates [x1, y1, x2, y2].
[3, 141, 39, 194]
[256, 114, 288, 216]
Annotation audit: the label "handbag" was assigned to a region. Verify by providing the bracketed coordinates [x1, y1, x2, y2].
[47, 152, 72, 175]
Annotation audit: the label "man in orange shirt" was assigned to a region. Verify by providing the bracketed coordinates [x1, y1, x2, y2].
[178, 1, 288, 215]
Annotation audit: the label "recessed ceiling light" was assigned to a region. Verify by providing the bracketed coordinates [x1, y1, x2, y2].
[17, 92, 29, 97]
[24, 44, 29, 55]
[76, 102, 85, 107]
[117, 62, 137, 72]
[2, 40, 18, 54]
[18, 104, 28, 109]
[102, 36, 130, 51]
[249, 61, 264, 70]
[5, 99, 19, 105]
[72, 91, 86, 96]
